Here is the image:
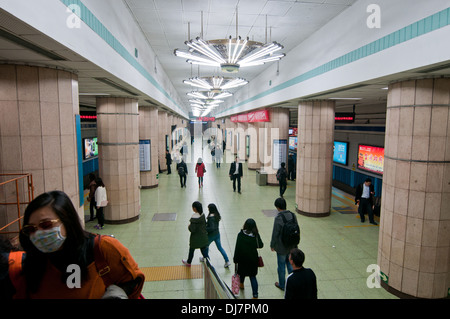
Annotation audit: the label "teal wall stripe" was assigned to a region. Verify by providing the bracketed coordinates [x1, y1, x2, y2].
[217, 7, 450, 116]
[60, 0, 185, 115]
[75, 115, 84, 207]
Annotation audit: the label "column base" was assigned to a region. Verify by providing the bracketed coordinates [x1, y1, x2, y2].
[105, 215, 140, 225]
[380, 280, 419, 299]
[140, 184, 158, 189]
[296, 208, 330, 218]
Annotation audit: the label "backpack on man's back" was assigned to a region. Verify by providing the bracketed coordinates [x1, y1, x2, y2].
[280, 211, 300, 248]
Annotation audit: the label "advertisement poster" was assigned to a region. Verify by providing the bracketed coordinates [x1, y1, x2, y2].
[83, 137, 98, 160]
[273, 139, 287, 169]
[357, 144, 384, 175]
[139, 140, 151, 171]
[289, 136, 297, 151]
[333, 141, 349, 165]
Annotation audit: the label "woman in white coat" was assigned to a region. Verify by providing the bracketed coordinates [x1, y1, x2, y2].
[94, 177, 107, 229]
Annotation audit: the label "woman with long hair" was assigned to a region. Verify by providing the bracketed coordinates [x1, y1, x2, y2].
[17, 191, 144, 298]
[205, 204, 231, 268]
[233, 218, 264, 299]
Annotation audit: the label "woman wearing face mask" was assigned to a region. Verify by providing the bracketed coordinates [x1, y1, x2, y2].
[17, 191, 145, 299]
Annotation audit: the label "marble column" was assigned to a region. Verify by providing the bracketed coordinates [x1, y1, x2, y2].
[378, 78, 450, 298]
[262, 108, 289, 185]
[158, 111, 168, 171]
[247, 121, 263, 170]
[0, 65, 82, 228]
[296, 100, 335, 217]
[138, 105, 159, 189]
[236, 121, 247, 161]
[96, 97, 140, 224]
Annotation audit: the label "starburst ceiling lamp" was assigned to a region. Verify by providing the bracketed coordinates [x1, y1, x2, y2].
[190, 99, 221, 117]
[187, 90, 232, 101]
[175, 9, 285, 73]
[175, 37, 284, 73]
[183, 76, 248, 93]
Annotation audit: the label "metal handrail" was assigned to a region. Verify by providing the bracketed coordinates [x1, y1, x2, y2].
[203, 257, 236, 299]
[0, 173, 34, 235]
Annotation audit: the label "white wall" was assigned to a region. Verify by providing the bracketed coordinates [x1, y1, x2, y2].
[0, 0, 188, 118]
[216, 0, 450, 117]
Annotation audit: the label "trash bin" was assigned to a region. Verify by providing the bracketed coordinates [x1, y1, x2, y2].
[256, 170, 267, 186]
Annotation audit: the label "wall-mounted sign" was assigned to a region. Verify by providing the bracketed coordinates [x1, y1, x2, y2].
[197, 117, 215, 122]
[357, 144, 384, 175]
[335, 112, 355, 123]
[273, 139, 287, 169]
[230, 110, 270, 123]
[139, 140, 151, 171]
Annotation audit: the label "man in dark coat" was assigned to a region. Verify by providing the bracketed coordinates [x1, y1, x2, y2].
[176, 159, 188, 188]
[229, 156, 243, 193]
[285, 248, 317, 299]
[165, 149, 172, 174]
[355, 178, 377, 225]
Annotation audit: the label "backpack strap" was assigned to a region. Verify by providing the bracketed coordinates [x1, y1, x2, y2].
[94, 234, 114, 288]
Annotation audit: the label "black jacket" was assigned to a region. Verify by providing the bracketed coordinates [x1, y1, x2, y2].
[206, 214, 220, 237]
[233, 230, 263, 277]
[165, 152, 172, 164]
[229, 162, 243, 177]
[285, 268, 317, 299]
[355, 182, 374, 205]
[176, 161, 188, 175]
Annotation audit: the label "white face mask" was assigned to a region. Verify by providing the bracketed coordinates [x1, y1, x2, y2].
[30, 226, 66, 253]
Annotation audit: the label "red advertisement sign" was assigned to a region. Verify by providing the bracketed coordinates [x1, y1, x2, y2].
[237, 114, 248, 122]
[230, 110, 270, 123]
[357, 144, 384, 175]
[197, 117, 215, 122]
[248, 110, 270, 122]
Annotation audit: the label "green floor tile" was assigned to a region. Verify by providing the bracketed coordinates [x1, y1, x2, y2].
[84, 140, 396, 299]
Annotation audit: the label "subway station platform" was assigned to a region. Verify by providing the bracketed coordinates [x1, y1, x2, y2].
[84, 139, 395, 299]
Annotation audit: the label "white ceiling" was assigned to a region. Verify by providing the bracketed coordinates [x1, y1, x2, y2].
[123, 0, 358, 113]
[1, 1, 450, 118]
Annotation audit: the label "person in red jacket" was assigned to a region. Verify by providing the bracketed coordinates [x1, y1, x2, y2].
[195, 157, 206, 188]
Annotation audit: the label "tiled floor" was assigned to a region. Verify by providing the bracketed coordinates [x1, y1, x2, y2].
[84, 139, 397, 299]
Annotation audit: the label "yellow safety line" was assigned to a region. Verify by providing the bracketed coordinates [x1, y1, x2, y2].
[140, 265, 203, 282]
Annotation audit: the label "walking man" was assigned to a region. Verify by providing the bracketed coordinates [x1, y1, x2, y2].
[229, 156, 243, 193]
[271, 197, 300, 291]
[355, 178, 377, 225]
[177, 159, 188, 188]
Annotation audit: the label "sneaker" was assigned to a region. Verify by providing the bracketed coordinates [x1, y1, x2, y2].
[182, 259, 191, 267]
[224, 261, 231, 268]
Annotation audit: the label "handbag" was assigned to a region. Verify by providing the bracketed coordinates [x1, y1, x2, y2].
[231, 273, 240, 295]
[256, 236, 264, 267]
[258, 256, 264, 267]
[100, 200, 108, 207]
[231, 265, 240, 295]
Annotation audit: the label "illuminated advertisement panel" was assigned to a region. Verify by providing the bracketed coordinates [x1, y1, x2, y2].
[357, 144, 384, 175]
[333, 141, 349, 165]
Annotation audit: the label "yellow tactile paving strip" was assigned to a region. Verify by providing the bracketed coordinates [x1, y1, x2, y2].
[141, 265, 203, 282]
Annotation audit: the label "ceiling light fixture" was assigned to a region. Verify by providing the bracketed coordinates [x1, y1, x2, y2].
[187, 90, 232, 101]
[183, 76, 248, 92]
[174, 9, 285, 73]
[175, 37, 285, 73]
